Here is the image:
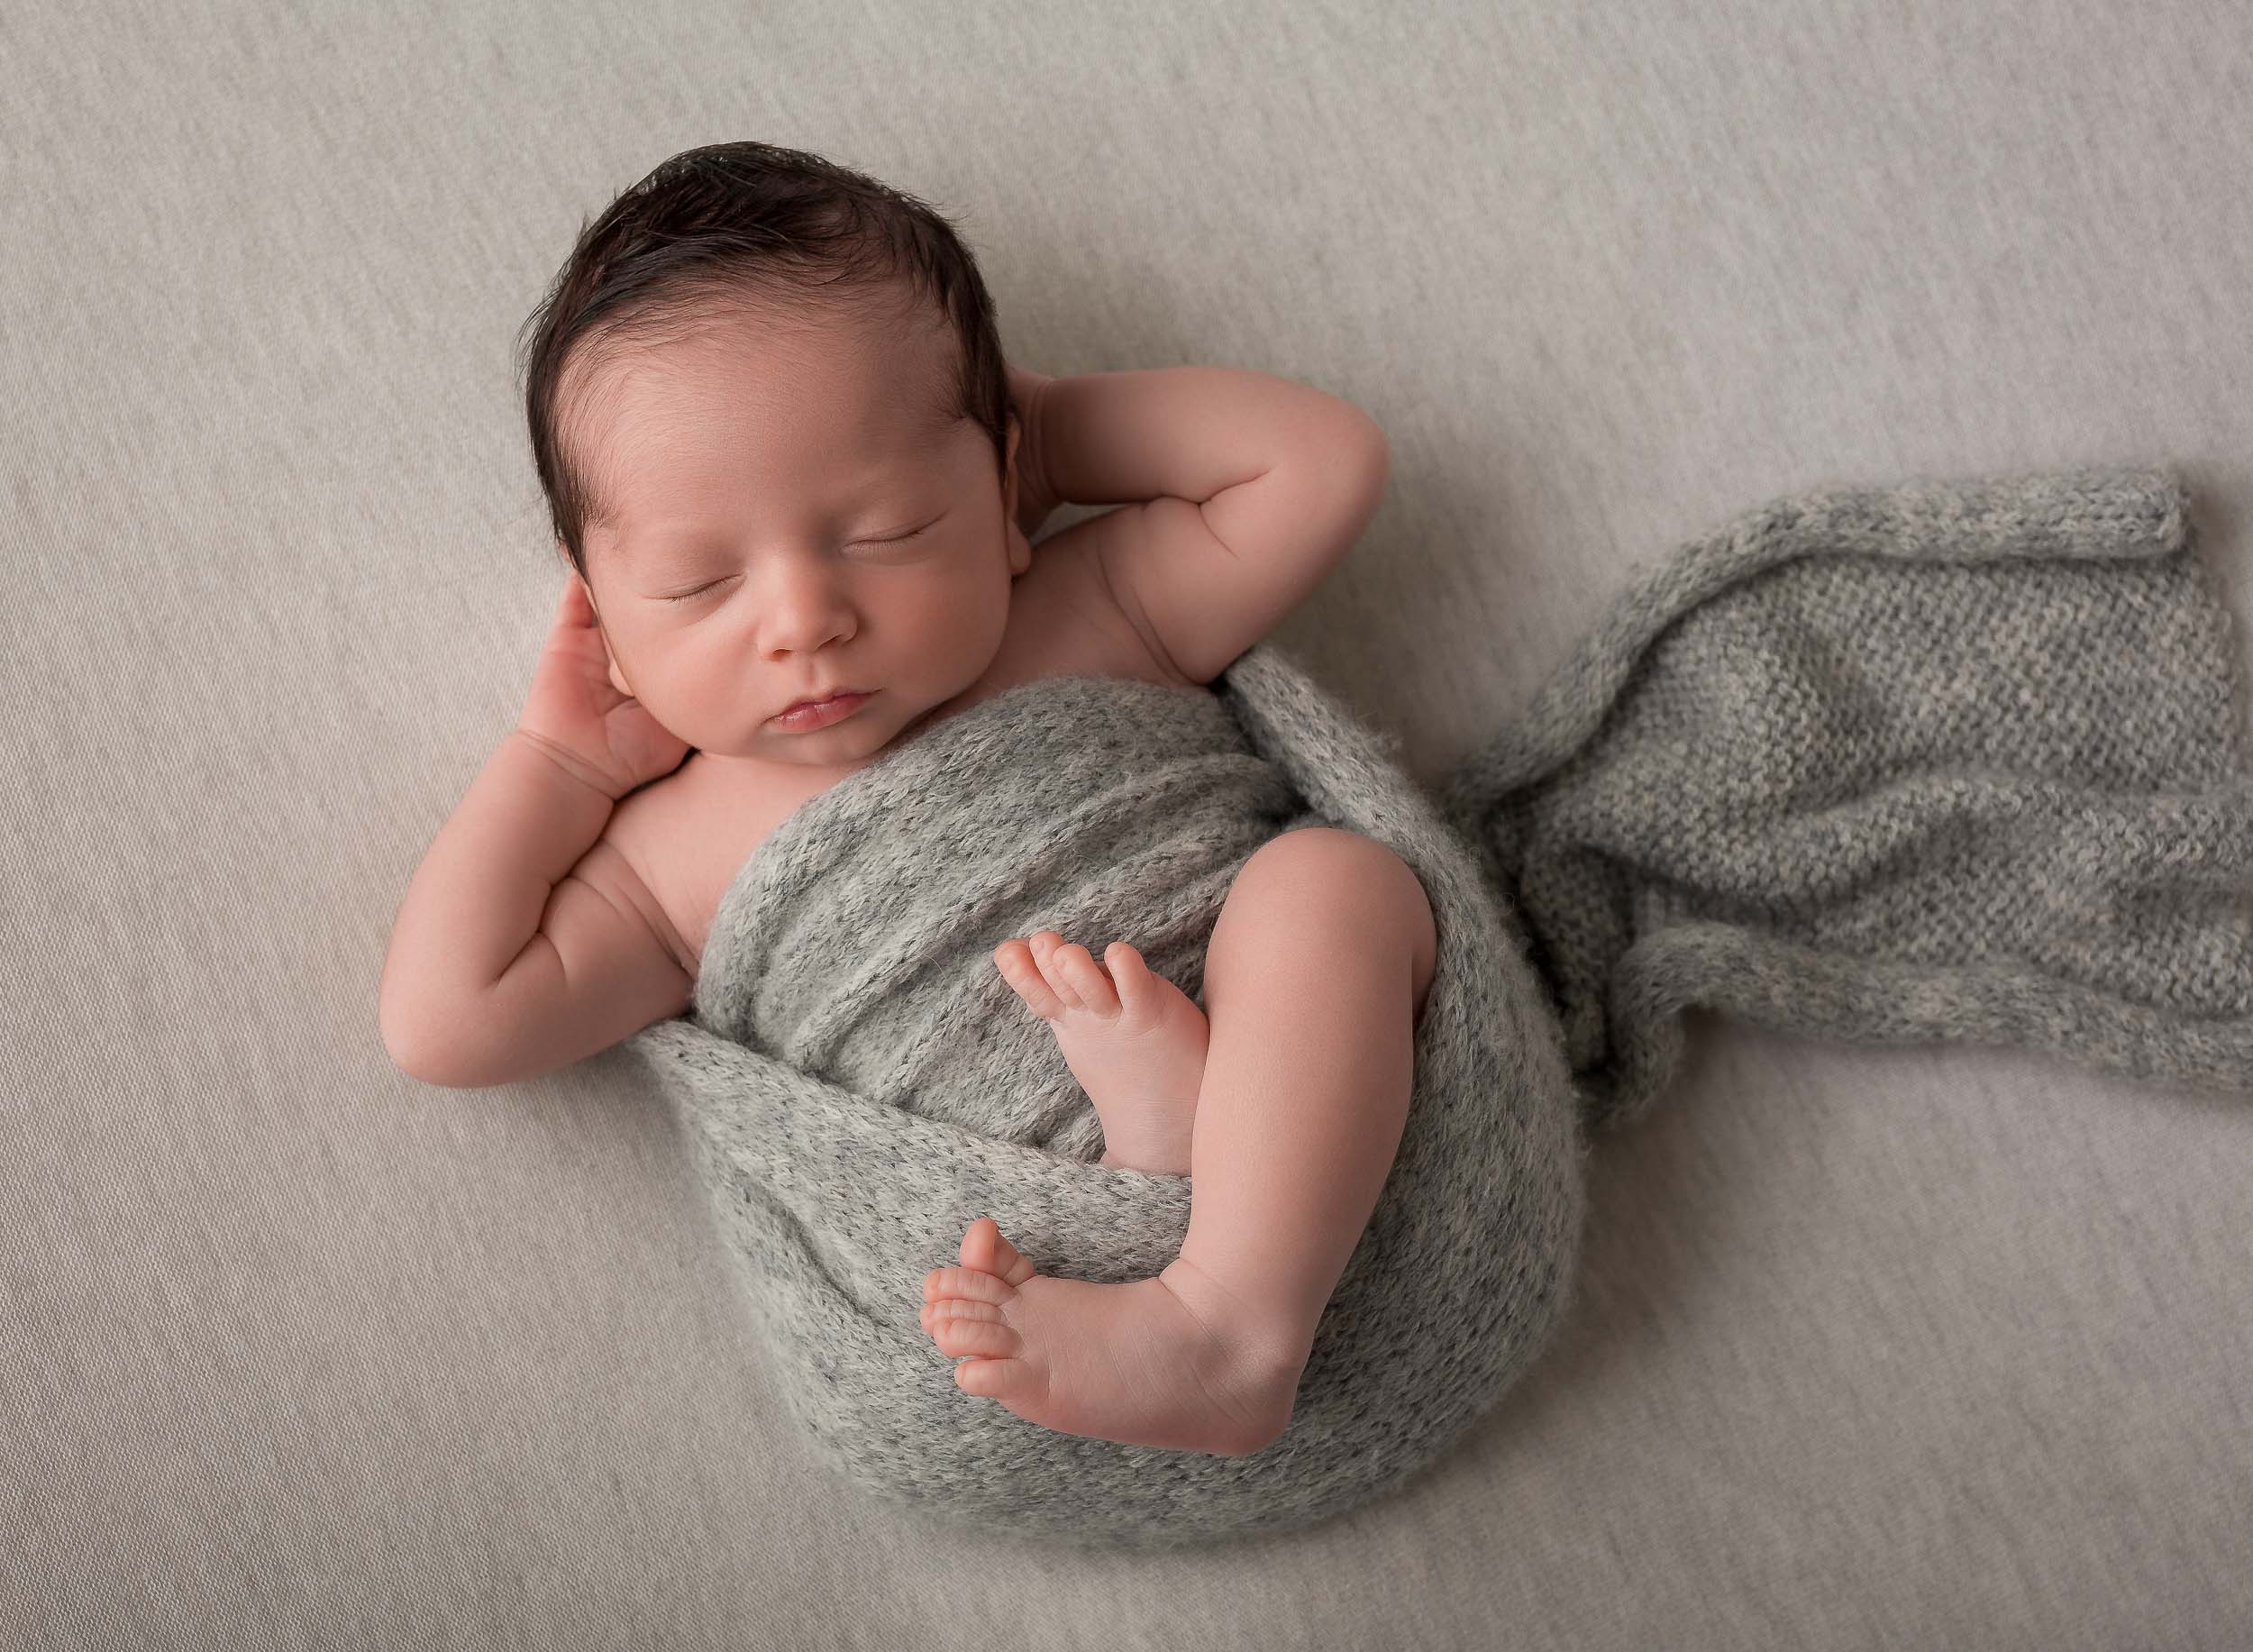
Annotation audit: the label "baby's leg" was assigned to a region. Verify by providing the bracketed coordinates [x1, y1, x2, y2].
[1162, 826, 1437, 1372]
[920, 826, 1436, 1456]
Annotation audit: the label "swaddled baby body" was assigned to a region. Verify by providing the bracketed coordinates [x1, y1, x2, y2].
[382, 141, 1425, 1457]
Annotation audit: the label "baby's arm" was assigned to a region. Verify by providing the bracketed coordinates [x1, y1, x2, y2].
[1026, 367, 1391, 686]
[379, 732, 690, 1089]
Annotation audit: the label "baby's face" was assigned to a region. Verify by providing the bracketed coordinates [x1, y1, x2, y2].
[571, 299, 1025, 768]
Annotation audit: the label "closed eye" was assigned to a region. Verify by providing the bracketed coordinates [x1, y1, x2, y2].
[656, 521, 937, 603]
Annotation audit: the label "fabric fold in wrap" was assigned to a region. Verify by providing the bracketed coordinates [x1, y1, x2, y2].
[1437, 467, 2253, 1132]
[624, 465, 2253, 1549]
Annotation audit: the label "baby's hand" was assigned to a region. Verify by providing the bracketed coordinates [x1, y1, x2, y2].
[515, 576, 689, 801]
[1007, 362, 1064, 543]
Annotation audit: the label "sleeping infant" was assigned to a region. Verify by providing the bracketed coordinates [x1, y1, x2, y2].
[379, 139, 1432, 1460]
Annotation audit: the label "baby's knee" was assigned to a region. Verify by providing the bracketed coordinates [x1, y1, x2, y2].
[1239, 828, 1436, 1002]
[1249, 826, 1424, 910]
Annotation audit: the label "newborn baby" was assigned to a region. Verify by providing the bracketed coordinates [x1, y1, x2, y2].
[380, 140, 1432, 1458]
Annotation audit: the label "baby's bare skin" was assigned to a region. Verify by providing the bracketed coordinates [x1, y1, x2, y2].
[999, 933, 1209, 1176]
[920, 831, 1437, 1458]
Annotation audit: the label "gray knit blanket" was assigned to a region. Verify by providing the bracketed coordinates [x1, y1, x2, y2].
[623, 467, 2253, 1550]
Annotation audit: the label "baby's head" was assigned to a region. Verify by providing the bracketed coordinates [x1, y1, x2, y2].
[516, 141, 1031, 768]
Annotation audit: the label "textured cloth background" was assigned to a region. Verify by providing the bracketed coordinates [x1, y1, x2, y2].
[6, 0, 2253, 1646]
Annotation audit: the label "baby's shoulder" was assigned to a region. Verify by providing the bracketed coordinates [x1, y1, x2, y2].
[606, 752, 836, 978]
[998, 524, 1195, 695]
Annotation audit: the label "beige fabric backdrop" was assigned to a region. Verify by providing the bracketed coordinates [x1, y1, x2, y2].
[4, 0, 2249, 1646]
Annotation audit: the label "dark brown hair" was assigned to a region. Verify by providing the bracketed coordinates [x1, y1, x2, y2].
[515, 141, 1014, 579]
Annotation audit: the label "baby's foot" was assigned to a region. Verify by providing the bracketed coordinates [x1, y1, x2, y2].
[993, 932, 1208, 1174]
[919, 1217, 1301, 1456]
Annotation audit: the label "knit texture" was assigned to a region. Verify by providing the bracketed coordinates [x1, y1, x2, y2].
[624, 466, 2253, 1549]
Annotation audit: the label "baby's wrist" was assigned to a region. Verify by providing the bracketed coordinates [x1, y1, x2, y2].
[1008, 366, 1065, 529]
[510, 726, 629, 804]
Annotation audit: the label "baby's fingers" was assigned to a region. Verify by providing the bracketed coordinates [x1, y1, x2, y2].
[558, 575, 597, 624]
[544, 577, 611, 660]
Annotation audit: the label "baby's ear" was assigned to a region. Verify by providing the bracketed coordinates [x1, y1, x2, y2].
[578, 570, 637, 698]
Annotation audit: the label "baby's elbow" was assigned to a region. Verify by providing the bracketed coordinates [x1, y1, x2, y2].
[384, 1036, 464, 1091]
[1348, 412, 1391, 486]
[380, 1016, 485, 1091]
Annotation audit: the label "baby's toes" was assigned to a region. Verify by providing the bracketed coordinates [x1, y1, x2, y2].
[923, 1261, 1013, 1307]
[1034, 935, 1119, 1018]
[1099, 943, 1157, 1016]
[993, 939, 1066, 1019]
[959, 1215, 1039, 1287]
[919, 1298, 1019, 1361]
[952, 1350, 1038, 1401]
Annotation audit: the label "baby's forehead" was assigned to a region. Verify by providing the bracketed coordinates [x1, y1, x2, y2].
[567, 297, 968, 528]
[589, 320, 954, 435]
[582, 422, 971, 565]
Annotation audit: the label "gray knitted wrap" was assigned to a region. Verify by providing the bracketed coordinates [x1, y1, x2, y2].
[624, 466, 2253, 1549]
